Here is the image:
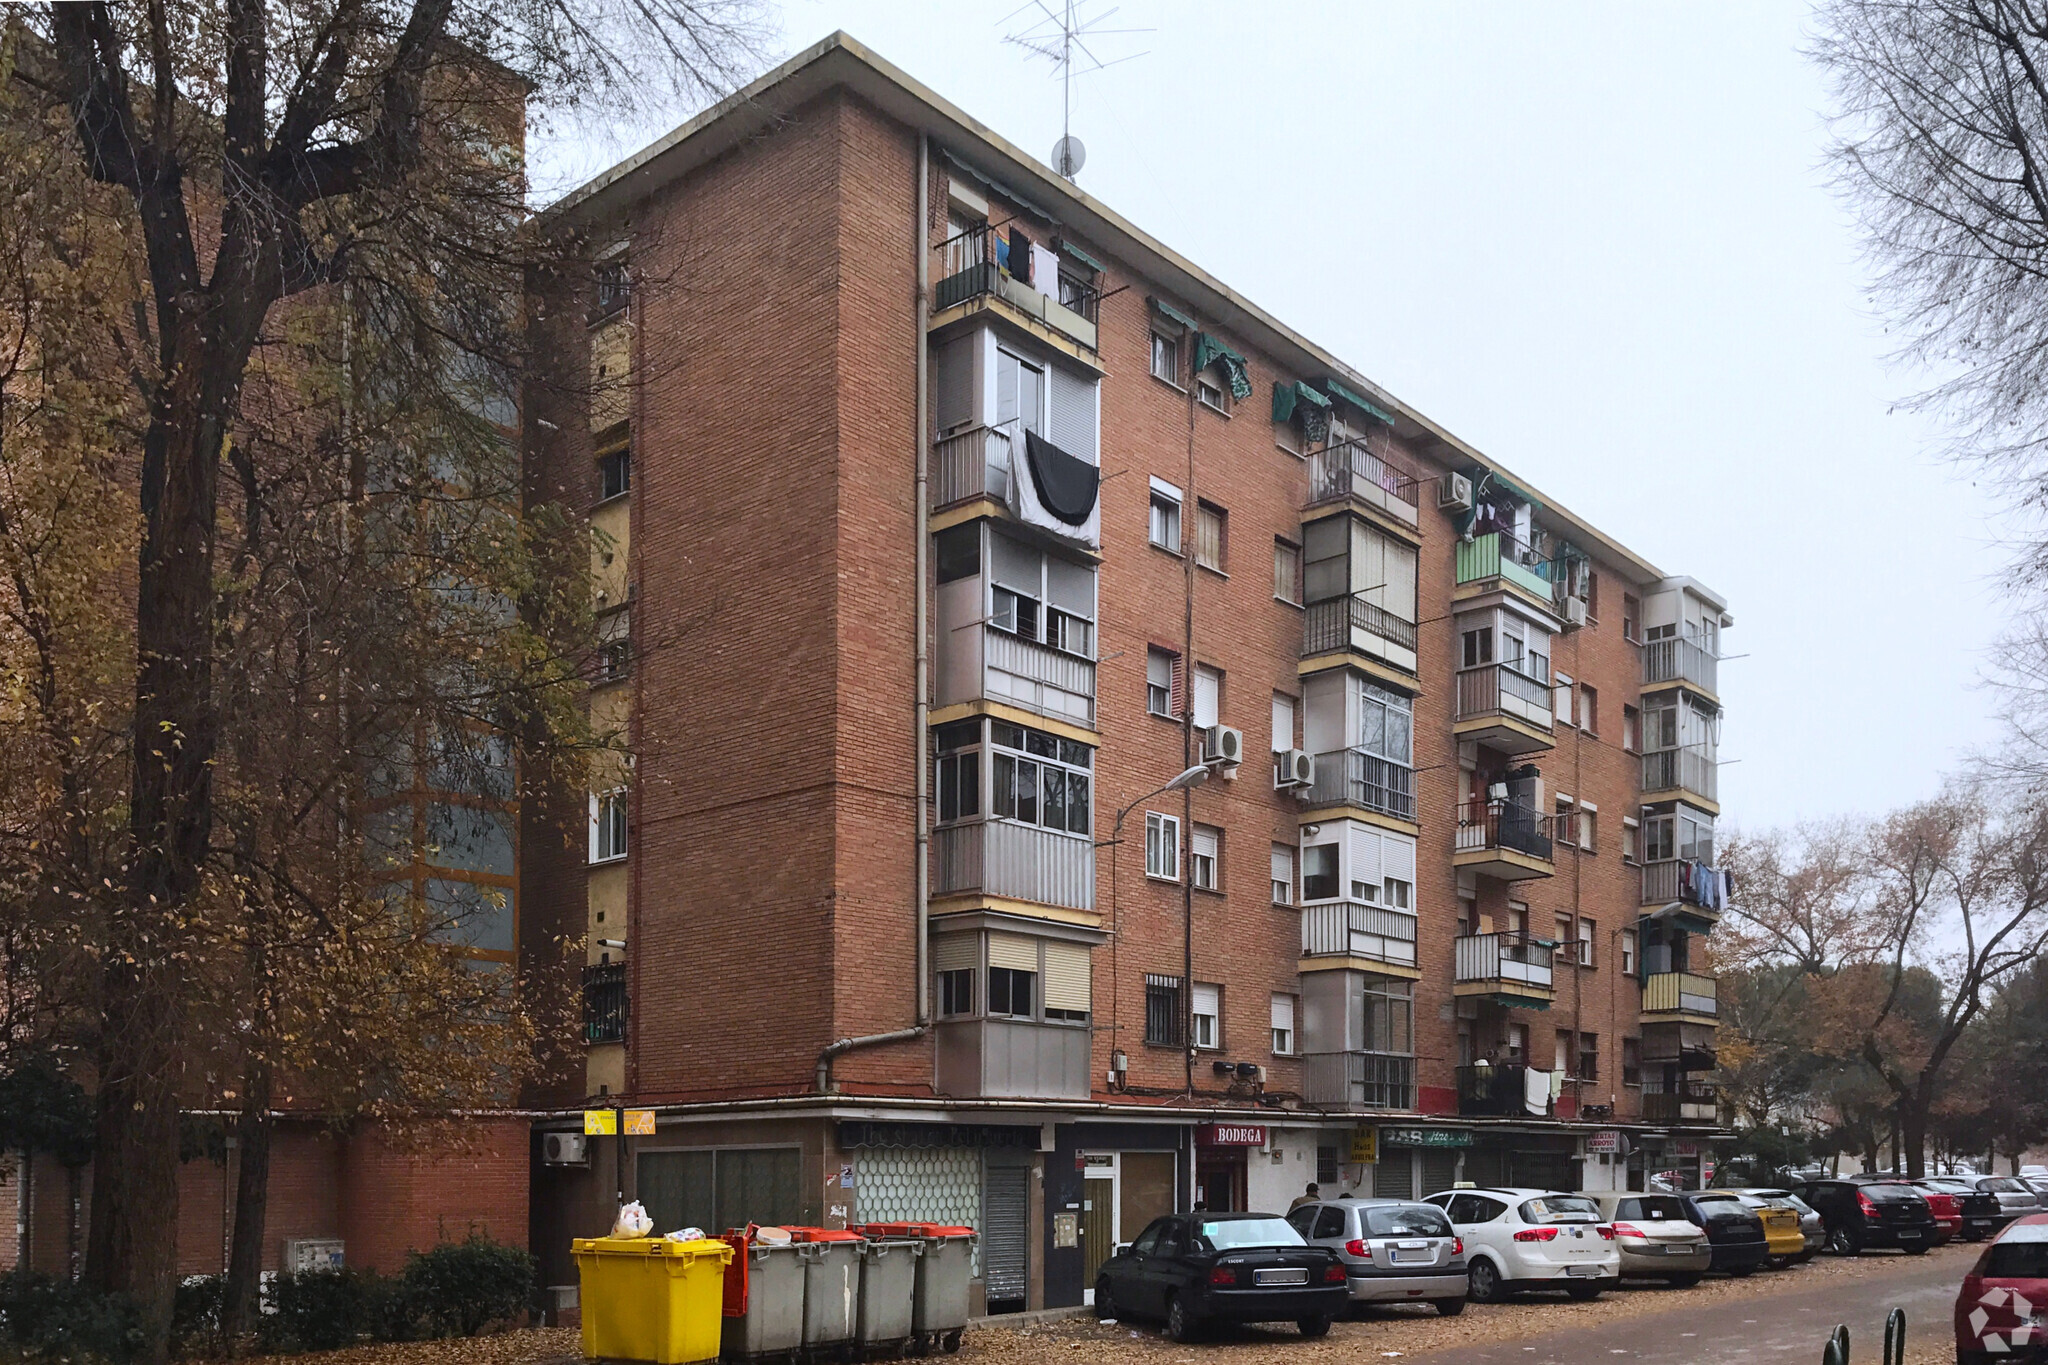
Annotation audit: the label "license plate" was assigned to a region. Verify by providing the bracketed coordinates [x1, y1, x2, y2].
[1897, 1232, 1922, 1241]
[1253, 1268, 1307, 1286]
[1390, 1249, 1432, 1263]
[1566, 1266, 1601, 1278]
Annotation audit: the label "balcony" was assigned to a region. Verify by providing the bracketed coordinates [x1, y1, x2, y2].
[1643, 636, 1718, 696]
[932, 820, 1094, 913]
[1641, 971, 1718, 1023]
[1305, 749, 1414, 821]
[1302, 597, 1419, 676]
[1306, 440, 1420, 529]
[1642, 747, 1717, 803]
[982, 629, 1096, 728]
[1642, 1083, 1718, 1125]
[1453, 664, 1554, 754]
[583, 962, 627, 1044]
[1639, 858, 1729, 925]
[1455, 1062, 1550, 1118]
[1453, 932, 1556, 1008]
[1453, 799, 1555, 880]
[934, 223, 1099, 351]
[934, 1017, 1091, 1100]
[1303, 1051, 1415, 1110]
[1455, 531, 1552, 604]
[1301, 901, 1418, 969]
[932, 424, 1013, 511]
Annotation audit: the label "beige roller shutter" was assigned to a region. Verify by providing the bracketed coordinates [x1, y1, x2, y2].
[932, 933, 978, 974]
[1043, 941, 1091, 1013]
[987, 932, 1039, 973]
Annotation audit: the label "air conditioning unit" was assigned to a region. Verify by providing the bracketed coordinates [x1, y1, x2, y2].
[284, 1239, 345, 1273]
[1202, 725, 1244, 767]
[1274, 749, 1315, 790]
[1562, 598, 1588, 630]
[1437, 472, 1474, 512]
[542, 1132, 590, 1166]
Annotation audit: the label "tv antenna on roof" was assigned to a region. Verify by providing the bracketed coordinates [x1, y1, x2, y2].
[1001, 0, 1150, 181]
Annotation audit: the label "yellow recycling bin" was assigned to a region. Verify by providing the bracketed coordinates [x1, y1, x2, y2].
[573, 1237, 734, 1365]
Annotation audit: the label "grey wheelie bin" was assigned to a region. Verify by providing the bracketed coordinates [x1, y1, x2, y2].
[719, 1231, 804, 1362]
[851, 1224, 976, 1355]
[851, 1232, 920, 1357]
[787, 1228, 861, 1359]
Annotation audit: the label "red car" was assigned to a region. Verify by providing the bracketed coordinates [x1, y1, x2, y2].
[1916, 1186, 1962, 1246]
[1956, 1213, 2048, 1365]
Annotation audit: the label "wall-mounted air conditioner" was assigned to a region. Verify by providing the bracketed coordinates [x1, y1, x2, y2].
[1437, 472, 1474, 512]
[1562, 598, 1588, 630]
[1202, 725, 1244, 767]
[1274, 749, 1315, 791]
[542, 1132, 590, 1166]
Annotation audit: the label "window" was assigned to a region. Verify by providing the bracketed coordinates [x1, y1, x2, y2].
[1554, 671, 1575, 727]
[934, 721, 982, 823]
[1271, 693, 1297, 755]
[988, 966, 1035, 1018]
[1196, 372, 1227, 412]
[1554, 913, 1575, 959]
[1622, 704, 1640, 753]
[1271, 844, 1295, 905]
[1555, 796, 1576, 850]
[996, 347, 1045, 438]
[1273, 538, 1302, 604]
[1191, 825, 1220, 891]
[1146, 647, 1179, 718]
[1554, 1029, 1572, 1074]
[1578, 916, 1595, 968]
[1622, 1036, 1642, 1086]
[1361, 977, 1413, 1054]
[593, 257, 631, 319]
[938, 968, 975, 1016]
[1149, 478, 1183, 553]
[1462, 626, 1493, 668]
[1621, 928, 1638, 976]
[599, 445, 632, 500]
[1145, 974, 1183, 1046]
[1507, 1021, 1528, 1059]
[1580, 684, 1598, 736]
[1358, 682, 1414, 766]
[1192, 983, 1221, 1049]
[1146, 812, 1181, 879]
[1579, 1032, 1600, 1080]
[988, 720, 1092, 836]
[1196, 501, 1227, 572]
[1150, 331, 1179, 385]
[1579, 805, 1597, 852]
[1506, 902, 1528, 937]
[597, 611, 631, 683]
[1457, 891, 1479, 938]
[1275, 414, 1303, 455]
[1623, 594, 1641, 643]
[590, 789, 628, 862]
[1302, 843, 1339, 900]
[985, 529, 1096, 658]
[1647, 622, 1676, 642]
[1643, 811, 1674, 863]
[1192, 664, 1221, 730]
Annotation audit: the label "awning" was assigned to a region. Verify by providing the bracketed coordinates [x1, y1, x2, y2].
[1321, 378, 1397, 426]
[1150, 296, 1198, 330]
[1056, 239, 1104, 273]
[941, 151, 1060, 227]
[1270, 380, 1330, 425]
[1194, 332, 1253, 401]
[1470, 466, 1543, 512]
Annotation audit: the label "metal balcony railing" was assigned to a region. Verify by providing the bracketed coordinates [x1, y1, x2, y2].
[1640, 857, 1726, 909]
[1303, 1051, 1414, 1110]
[1641, 1084, 1718, 1124]
[1307, 749, 1414, 820]
[1456, 1062, 1548, 1118]
[1302, 596, 1419, 657]
[1455, 531, 1551, 598]
[932, 820, 1095, 912]
[583, 962, 627, 1044]
[1455, 799, 1553, 862]
[1642, 747, 1718, 800]
[1300, 902, 1418, 966]
[1642, 971, 1718, 1017]
[1454, 931, 1555, 989]
[931, 425, 1012, 508]
[934, 223, 1101, 326]
[1306, 439, 1421, 526]
[1642, 636, 1718, 694]
[1455, 662, 1553, 724]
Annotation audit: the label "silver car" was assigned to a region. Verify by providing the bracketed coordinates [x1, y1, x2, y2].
[1286, 1197, 1467, 1315]
[1578, 1192, 1711, 1284]
[1974, 1176, 2045, 1223]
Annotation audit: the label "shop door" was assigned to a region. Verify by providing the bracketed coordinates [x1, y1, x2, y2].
[1194, 1151, 1245, 1211]
[1119, 1151, 1176, 1233]
[1080, 1163, 1115, 1301]
[982, 1162, 1030, 1315]
[1419, 1148, 1462, 1200]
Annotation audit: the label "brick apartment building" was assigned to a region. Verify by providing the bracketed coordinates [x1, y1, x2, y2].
[517, 32, 1734, 1318]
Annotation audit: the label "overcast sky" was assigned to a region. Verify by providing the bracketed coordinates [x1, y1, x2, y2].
[540, 1, 2019, 832]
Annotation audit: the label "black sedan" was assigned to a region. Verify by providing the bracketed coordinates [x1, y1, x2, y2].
[1095, 1212, 1350, 1342]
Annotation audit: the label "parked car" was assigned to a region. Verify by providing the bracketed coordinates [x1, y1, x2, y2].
[1915, 1178, 2003, 1242]
[1672, 1192, 1771, 1275]
[1094, 1212, 1348, 1342]
[1286, 1197, 1467, 1316]
[1794, 1178, 1937, 1255]
[1955, 1214, 2048, 1365]
[1732, 1188, 1825, 1259]
[1576, 1192, 1710, 1286]
[2017, 1174, 2048, 1204]
[1707, 1190, 1810, 1266]
[1968, 1176, 2045, 1226]
[1422, 1188, 1619, 1303]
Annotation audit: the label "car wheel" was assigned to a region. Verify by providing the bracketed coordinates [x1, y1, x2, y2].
[1094, 1278, 1115, 1321]
[1826, 1225, 1861, 1257]
[1905, 1242, 1930, 1256]
[1467, 1258, 1503, 1303]
[1432, 1298, 1466, 1317]
[1165, 1293, 1199, 1344]
[1296, 1315, 1332, 1338]
[1665, 1274, 1702, 1289]
[1565, 1281, 1602, 1301]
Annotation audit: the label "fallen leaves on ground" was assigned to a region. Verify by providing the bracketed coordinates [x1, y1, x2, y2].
[230, 1327, 583, 1365]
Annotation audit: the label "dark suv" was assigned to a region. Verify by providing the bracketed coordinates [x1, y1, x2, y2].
[1671, 1192, 1769, 1275]
[1794, 1178, 1936, 1255]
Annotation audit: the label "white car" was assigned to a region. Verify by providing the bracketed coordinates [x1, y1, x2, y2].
[1423, 1187, 1620, 1302]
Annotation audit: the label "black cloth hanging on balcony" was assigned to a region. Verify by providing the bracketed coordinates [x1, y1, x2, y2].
[1023, 430, 1099, 526]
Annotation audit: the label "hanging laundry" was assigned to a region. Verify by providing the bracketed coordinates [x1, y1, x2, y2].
[1030, 242, 1061, 299]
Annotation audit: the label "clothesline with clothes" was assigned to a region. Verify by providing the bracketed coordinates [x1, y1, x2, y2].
[1679, 858, 1735, 911]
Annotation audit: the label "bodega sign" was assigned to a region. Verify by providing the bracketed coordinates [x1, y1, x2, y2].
[1196, 1123, 1267, 1147]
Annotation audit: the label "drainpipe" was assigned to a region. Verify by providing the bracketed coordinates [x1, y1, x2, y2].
[819, 134, 934, 1097]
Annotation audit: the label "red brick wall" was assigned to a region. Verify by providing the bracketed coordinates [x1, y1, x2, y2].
[337, 1120, 530, 1271]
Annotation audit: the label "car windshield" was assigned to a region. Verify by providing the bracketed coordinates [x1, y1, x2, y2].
[1519, 1196, 1601, 1224]
[1199, 1218, 1306, 1250]
[1363, 1205, 1452, 1237]
[1983, 1243, 2048, 1277]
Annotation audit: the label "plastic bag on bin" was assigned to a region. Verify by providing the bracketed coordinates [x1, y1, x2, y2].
[664, 1227, 706, 1242]
[611, 1200, 655, 1238]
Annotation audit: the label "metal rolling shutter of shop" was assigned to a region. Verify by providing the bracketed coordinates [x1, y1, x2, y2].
[1419, 1149, 1461, 1200]
[1043, 941, 1090, 1014]
[1373, 1151, 1415, 1200]
[1511, 1150, 1575, 1192]
[983, 1163, 1030, 1307]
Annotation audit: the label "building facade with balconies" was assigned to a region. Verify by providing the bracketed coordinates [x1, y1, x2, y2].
[521, 33, 1736, 1319]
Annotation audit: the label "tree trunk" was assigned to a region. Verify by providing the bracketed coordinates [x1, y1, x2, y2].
[1901, 1094, 1929, 1179]
[220, 1065, 272, 1348]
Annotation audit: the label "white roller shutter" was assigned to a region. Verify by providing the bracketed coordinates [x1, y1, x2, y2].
[1384, 539, 1419, 622]
[932, 934, 977, 974]
[1349, 825, 1384, 894]
[1381, 832, 1416, 884]
[1047, 365, 1098, 463]
[987, 932, 1039, 972]
[1043, 941, 1091, 1013]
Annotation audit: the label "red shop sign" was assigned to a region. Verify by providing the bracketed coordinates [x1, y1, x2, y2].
[1196, 1123, 1267, 1148]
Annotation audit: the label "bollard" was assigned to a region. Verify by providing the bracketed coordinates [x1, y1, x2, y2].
[1883, 1308, 1905, 1365]
[1822, 1323, 1850, 1365]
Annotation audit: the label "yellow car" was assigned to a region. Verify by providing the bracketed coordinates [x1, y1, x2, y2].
[1699, 1191, 1806, 1267]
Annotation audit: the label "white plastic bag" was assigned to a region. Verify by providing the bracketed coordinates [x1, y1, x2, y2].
[610, 1200, 654, 1238]
[663, 1227, 706, 1242]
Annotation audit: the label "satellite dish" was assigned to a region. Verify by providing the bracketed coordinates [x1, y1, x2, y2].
[1052, 135, 1086, 179]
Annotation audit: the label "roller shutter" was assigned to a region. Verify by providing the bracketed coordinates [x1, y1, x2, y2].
[982, 1162, 1031, 1310]
[854, 1147, 982, 1275]
[1419, 1149, 1461, 1200]
[1373, 1151, 1415, 1200]
[987, 933, 1039, 972]
[1043, 941, 1091, 1013]
[1047, 365, 1098, 463]
[932, 933, 978, 974]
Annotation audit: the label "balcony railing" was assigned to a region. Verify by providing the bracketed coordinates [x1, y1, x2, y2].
[932, 424, 1012, 509]
[932, 819, 1094, 912]
[934, 223, 1100, 345]
[1454, 931, 1555, 990]
[1307, 749, 1414, 820]
[1642, 747, 1718, 800]
[1455, 663, 1553, 728]
[1456, 1062, 1549, 1118]
[1642, 971, 1718, 1018]
[1455, 799, 1553, 862]
[1306, 440, 1421, 527]
[984, 627, 1096, 727]
[1640, 857, 1727, 910]
[1303, 1051, 1414, 1110]
[1642, 1083, 1718, 1124]
[1643, 636, 1718, 694]
[583, 962, 627, 1044]
[1300, 902, 1418, 967]
[1302, 596, 1419, 657]
[1455, 531, 1551, 599]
